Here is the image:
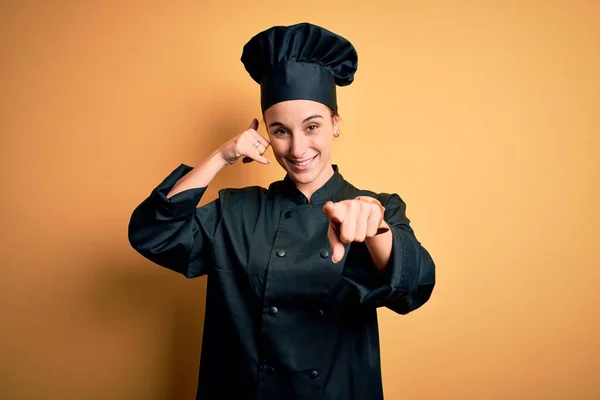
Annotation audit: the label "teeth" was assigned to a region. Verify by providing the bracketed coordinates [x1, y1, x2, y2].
[292, 156, 315, 166]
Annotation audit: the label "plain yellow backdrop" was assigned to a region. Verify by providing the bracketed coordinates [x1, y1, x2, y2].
[1, 1, 598, 399]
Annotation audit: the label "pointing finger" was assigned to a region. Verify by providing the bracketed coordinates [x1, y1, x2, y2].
[327, 221, 345, 263]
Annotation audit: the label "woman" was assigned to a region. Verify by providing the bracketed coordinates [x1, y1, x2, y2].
[129, 22, 435, 400]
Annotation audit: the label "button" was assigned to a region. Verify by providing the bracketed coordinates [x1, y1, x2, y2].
[285, 210, 294, 218]
[265, 365, 275, 374]
[269, 306, 278, 316]
[320, 249, 330, 258]
[276, 249, 286, 257]
[317, 309, 324, 316]
[309, 370, 319, 379]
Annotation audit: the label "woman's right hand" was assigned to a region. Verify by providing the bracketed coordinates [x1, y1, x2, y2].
[218, 119, 271, 165]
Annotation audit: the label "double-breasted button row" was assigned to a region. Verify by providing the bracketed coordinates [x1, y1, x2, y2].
[275, 249, 331, 258]
[276, 249, 329, 257]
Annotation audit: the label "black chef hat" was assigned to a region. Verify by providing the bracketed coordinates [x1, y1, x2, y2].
[241, 22, 358, 113]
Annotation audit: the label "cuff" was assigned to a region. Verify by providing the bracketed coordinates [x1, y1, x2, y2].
[153, 164, 208, 218]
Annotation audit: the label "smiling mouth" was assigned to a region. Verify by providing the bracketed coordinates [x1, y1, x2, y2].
[288, 155, 318, 167]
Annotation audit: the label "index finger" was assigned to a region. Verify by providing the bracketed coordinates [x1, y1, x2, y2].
[327, 221, 346, 263]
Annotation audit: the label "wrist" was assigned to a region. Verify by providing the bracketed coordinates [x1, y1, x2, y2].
[211, 148, 231, 168]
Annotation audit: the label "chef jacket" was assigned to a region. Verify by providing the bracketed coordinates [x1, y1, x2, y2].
[128, 163, 436, 400]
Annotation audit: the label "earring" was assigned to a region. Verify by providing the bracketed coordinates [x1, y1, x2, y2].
[334, 130, 340, 138]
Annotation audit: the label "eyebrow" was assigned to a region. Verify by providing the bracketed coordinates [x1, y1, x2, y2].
[268, 114, 324, 128]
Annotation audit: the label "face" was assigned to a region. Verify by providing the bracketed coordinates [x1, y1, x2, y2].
[264, 99, 339, 192]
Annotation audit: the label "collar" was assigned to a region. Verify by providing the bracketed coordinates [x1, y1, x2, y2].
[280, 164, 347, 206]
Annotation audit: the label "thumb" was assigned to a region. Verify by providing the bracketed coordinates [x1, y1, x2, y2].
[248, 118, 259, 131]
[327, 221, 346, 263]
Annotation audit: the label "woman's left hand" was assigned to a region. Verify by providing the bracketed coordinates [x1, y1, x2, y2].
[322, 197, 390, 263]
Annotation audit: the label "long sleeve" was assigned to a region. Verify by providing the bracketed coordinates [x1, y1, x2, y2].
[128, 164, 222, 278]
[342, 193, 436, 315]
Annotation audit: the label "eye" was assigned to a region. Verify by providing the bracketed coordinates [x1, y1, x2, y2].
[273, 128, 289, 136]
[306, 124, 319, 132]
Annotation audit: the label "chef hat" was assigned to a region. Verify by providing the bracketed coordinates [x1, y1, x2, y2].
[240, 22, 358, 112]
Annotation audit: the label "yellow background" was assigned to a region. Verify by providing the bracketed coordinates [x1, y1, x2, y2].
[1, 1, 598, 399]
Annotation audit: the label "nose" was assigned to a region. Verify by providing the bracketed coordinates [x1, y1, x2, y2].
[289, 134, 308, 159]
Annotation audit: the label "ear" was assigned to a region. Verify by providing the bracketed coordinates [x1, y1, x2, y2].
[332, 114, 340, 133]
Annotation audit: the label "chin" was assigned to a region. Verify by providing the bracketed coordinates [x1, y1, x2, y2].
[290, 171, 317, 184]
[290, 164, 325, 185]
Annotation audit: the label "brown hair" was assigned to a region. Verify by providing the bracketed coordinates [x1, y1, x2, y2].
[260, 106, 341, 130]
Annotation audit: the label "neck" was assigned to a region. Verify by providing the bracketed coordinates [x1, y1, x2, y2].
[295, 164, 335, 203]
